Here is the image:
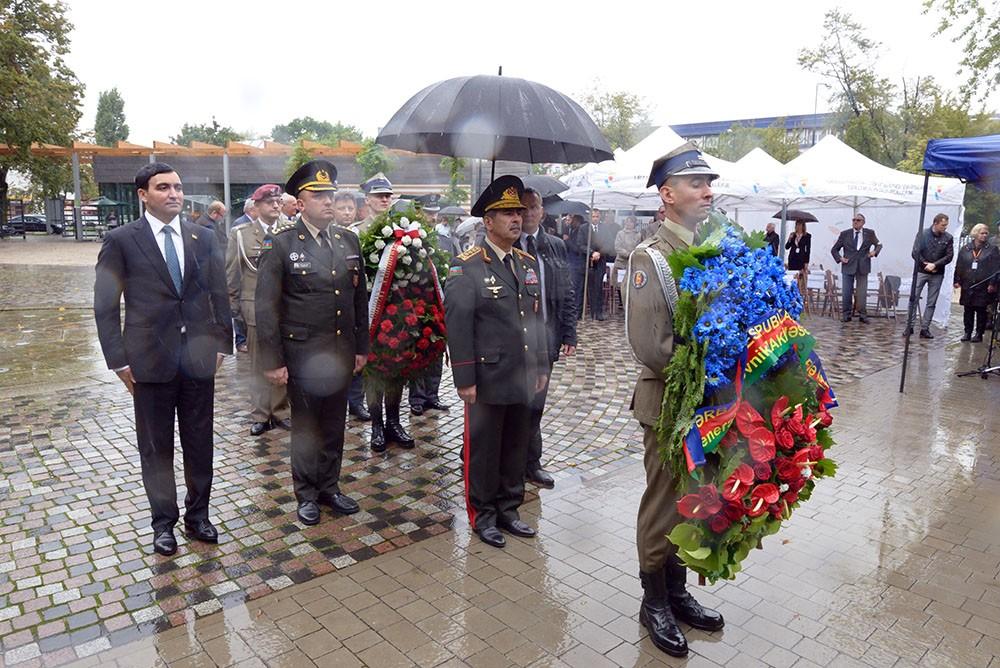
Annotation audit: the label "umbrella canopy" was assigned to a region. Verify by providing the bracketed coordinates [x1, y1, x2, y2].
[439, 205, 468, 217]
[521, 174, 568, 198]
[771, 209, 818, 222]
[545, 198, 590, 216]
[376, 75, 613, 164]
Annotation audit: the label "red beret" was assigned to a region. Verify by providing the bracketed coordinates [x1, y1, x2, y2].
[251, 184, 282, 201]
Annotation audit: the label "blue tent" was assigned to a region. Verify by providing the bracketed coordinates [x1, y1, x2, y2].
[923, 134, 1000, 191]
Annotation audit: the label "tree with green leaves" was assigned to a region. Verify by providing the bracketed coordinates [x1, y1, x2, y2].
[284, 141, 315, 180]
[0, 0, 84, 224]
[925, 0, 1000, 103]
[439, 157, 468, 205]
[170, 117, 244, 146]
[582, 83, 654, 151]
[712, 120, 800, 163]
[271, 117, 365, 145]
[94, 88, 128, 145]
[355, 139, 394, 180]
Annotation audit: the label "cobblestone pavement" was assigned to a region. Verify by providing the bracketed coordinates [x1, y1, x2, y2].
[2, 253, 999, 667]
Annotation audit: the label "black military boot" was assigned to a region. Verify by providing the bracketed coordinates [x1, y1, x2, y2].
[639, 569, 688, 657]
[384, 397, 415, 449]
[663, 558, 725, 632]
[369, 403, 386, 453]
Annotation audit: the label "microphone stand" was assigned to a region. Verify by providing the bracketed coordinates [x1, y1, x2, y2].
[956, 269, 1000, 379]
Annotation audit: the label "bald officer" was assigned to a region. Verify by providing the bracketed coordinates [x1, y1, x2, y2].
[626, 143, 725, 657]
[444, 176, 549, 549]
[256, 160, 367, 526]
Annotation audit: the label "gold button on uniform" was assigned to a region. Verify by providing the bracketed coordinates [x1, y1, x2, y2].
[523, 344, 529, 351]
[336, 309, 342, 316]
[335, 289, 340, 295]
[336, 329, 341, 336]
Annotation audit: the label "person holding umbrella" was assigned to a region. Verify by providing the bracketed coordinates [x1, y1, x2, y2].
[785, 219, 812, 271]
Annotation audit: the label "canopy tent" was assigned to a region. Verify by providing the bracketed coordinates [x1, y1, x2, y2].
[899, 133, 1000, 391]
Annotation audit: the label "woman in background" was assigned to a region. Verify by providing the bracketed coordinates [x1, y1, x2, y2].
[954, 223, 999, 342]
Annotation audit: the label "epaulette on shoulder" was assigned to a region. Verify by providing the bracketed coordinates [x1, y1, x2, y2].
[512, 247, 535, 262]
[231, 221, 250, 231]
[456, 246, 486, 262]
[331, 223, 357, 238]
[270, 219, 297, 235]
[637, 237, 656, 249]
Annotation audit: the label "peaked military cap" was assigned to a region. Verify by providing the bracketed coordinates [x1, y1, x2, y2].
[646, 141, 719, 189]
[471, 175, 525, 217]
[251, 184, 282, 201]
[361, 172, 393, 194]
[286, 160, 338, 196]
[416, 193, 441, 212]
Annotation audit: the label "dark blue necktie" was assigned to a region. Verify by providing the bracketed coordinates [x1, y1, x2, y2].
[163, 226, 183, 294]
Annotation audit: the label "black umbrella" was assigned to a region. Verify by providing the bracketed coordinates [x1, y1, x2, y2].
[376, 74, 613, 175]
[522, 174, 568, 198]
[439, 205, 468, 217]
[772, 209, 818, 223]
[545, 197, 590, 216]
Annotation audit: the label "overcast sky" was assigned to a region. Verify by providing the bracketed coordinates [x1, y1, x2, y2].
[64, 0, 992, 146]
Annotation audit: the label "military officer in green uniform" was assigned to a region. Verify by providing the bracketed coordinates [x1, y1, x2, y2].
[255, 160, 367, 526]
[444, 175, 549, 549]
[352, 172, 393, 235]
[625, 143, 725, 657]
[227, 184, 291, 436]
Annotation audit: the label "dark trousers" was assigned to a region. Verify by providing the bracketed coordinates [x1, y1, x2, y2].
[570, 256, 586, 318]
[366, 380, 403, 415]
[463, 401, 529, 531]
[964, 305, 989, 336]
[525, 362, 553, 471]
[133, 369, 215, 534]
[287, 377, 348, 503]
[408, 354, 443, 410]
[587, 258, 608, 317]
[348, 373, 365, 410]
[234, 316, 247, 347]
[841, 271, 869, 317]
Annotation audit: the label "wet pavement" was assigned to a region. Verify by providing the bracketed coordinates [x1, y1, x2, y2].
[1, 240, 1000, 667]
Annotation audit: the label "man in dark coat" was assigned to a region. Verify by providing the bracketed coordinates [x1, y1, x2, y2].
[905, 213, 954, 338]
[94, 162, 233, 556]
[515, 187, 577, 488]
[830, 212, 882, 323]
[571, 208, 617, 320]
[444, 175, 549, 549]
[255, 160, 368, 526]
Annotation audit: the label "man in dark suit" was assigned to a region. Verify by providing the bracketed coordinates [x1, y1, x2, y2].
[572, 208, 617, 320]
[515, 187, 577, 488]
[255, 160, 368, 526]
[94, 163, 233, 556]
[445, 175, 549, 549]
[830, 213, 882, 323]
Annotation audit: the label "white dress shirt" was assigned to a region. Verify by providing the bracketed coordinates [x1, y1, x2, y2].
[145, 211, 185, 277]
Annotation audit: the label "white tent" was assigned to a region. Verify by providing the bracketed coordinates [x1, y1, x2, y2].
[717, 137, 965, 327]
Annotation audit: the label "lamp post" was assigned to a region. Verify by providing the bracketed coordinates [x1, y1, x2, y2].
[812, 82, 830, 146]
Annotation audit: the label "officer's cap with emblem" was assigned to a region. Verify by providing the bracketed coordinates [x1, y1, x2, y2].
[285, 160, 338, 197]
[470, 175, 526, 217]
[646, 141, 719, 189]
[361, 172, 393, 195]
[251, 184, 282, 201]
[416, 193, 441, 212]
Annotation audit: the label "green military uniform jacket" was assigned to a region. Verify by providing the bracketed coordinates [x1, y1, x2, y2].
[624, 221, 690, 427]
[255, 218, 369, 384]
[444, 244, 549, 405]
[225, 219, 268, 326]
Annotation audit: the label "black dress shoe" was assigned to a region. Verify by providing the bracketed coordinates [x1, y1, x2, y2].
[858, 315, 869, 323]
[425, 399, 449, 411]
[669, 591, 725, 631]
[526, 468, 555, 488]
[961, 333, 972, 342]
[410, 404, 425, 416]
[184, 520, 219, 544]
[920, 329, 935, 339]
[318, 492, 359, 515]
[476, 526, 506, 548]
[903, 327, 913, 337]
[370, 405, 386, 452]
[842, 316, 852, 323]
[349, 404, 371, 422]
[270, 417, 291, 430]
[384, 420, 415, 449]
[250, 421, 269, 436]
[972, 334, 984, 343]
[153, 530, 177, 556]
[596, 313, 607, 321]
[498, 518, 536, 538]
[297, 501, 320, 525]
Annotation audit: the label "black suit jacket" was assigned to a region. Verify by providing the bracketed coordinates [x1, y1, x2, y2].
[831, 227, 882, 275]
[516, 230, 577, 364]
[444, 245, 548, 405]
[94, 216, 233, 383]
[571, 223, 616, 260]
